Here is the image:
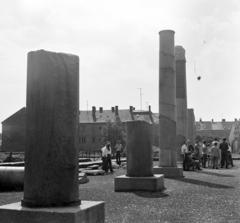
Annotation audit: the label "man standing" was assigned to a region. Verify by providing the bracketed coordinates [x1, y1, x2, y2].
[193, 141, 202, 170]
[220, 138, 229, 168]
[101, 143, 108, 173]
[202, 141, 208, 168]
[101, 141, 113, 174]
[211, 142, 220, 169]
[115, 140, 123, 166]
[181, 141, 188, 170]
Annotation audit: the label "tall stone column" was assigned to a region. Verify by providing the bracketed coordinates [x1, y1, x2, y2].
[187, 108, 196, 145]
[115, 120, 164, 192]
[0, 50, 104, 223]
[153, 30, 183, 178]
[175, 46, 187, 160]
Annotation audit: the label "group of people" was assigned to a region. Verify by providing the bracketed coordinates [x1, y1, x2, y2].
[100, 140, 123, 174]
[181, 138, 233, 171]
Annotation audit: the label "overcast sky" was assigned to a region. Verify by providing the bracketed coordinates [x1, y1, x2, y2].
[0, 0, 240, 128]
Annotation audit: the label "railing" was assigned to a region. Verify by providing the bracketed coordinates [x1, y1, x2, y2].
[78, 151, 102, 160]
[0, 152, 25, 163]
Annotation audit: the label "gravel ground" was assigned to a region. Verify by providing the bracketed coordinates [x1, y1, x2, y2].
[1, 161, 240, 223]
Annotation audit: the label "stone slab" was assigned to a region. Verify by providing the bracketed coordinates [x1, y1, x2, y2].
[114, 174, 164, 192]
[153, 166, 183, 178]
[0, 200, 104, 223]
[81, 169, 105, 176]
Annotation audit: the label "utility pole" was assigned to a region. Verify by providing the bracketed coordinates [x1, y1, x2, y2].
[137, 88, 142, 111]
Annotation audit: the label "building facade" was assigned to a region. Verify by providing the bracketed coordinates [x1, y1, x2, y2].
[1, 106, 156, 152]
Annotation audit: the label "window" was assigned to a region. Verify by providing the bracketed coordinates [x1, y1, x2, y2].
[79, 136, 86, 144]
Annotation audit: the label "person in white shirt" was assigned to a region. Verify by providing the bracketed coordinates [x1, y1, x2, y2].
[101, 141, 113, 173]
[181, 141, 188, 170]
[228, 143, 234, 167]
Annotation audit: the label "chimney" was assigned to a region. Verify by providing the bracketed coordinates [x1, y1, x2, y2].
[222, 119, 226, 122]
[235, 118, 237, 122]
[92, 106, 96, 122]
[129, 106, 133, 112]
[115, 106, 118, 115]
[211, 119, 214, 123]
[111, 107, 115, 112]
[199, 118, 202, 122]
[148, 105, 151, 112]
[99, 107, 103, 113]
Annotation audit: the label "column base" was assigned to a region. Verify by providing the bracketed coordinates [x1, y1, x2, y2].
[114, 174, 164, 192]
[153, 166, 183, 178]
[0, 201, 104, 223]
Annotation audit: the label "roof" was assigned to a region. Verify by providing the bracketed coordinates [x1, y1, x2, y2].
[196, 121, 234, 131]
[79, 109, 154, 124]
[1, 107, 26, 124]
[2, 107, 154, 125]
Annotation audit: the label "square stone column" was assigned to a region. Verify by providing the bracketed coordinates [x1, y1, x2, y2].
[153, 30, 183, 178]
[115, 120, 164, 192]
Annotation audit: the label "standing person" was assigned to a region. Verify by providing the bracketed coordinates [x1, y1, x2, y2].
[101, 143, 108, 173]
[207, 143, 212, 168]
[181, 141, 188, 171]
[106, 141, 113, 173]
[202, 141, 208, 168]
[228, 143, 234, 167]
[211, 142, 220, 169]
[115, 140, 123, 166]
[212, 138, 221, 168]
[220, 138, 229, 168]
[193, 141, 202, 170]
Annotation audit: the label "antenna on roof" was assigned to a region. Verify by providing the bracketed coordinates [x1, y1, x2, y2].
[137, 88, 143, 111]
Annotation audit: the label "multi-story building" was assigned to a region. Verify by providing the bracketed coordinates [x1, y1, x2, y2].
[1, 106, 156, 152]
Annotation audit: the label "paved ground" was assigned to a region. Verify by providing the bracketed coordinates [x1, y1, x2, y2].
[0, 161, 240, 223]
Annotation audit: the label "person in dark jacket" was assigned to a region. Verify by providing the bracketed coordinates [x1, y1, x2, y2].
[220, 138, 229, 168]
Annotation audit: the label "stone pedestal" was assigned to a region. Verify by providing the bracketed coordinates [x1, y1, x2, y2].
[0, 50, 104, 222]
[153, 166, 183, 178]
[0, 201, 104, 223]
[115, 121, 164, 192]
[156, 30, 183, 178]
[115, 175, 164, 192]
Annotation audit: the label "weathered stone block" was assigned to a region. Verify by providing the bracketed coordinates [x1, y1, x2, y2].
[153, 166, 183, 178]
[114, 174, 164, 192]
[0, 201, 104, 223]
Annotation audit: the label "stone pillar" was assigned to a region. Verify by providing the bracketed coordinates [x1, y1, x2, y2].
[115, 120, 164, 191]
[175, 46, 187, 160]
[22, 50, 80, 207]
[153, 30, 183, 178]
[0, 50, 104, 223]
[126, 121, 153, 177]
[187, 108, 196, 145]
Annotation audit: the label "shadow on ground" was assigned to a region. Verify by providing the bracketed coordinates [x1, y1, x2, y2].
[133, 191, 169, 198]
[196, 170, 235, 178]
[175, 177, 234, 189]
[0, 186, 23, 193]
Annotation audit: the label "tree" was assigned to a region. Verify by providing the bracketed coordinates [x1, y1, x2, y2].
[101, 120, 126, 153]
